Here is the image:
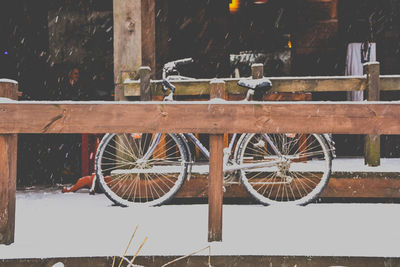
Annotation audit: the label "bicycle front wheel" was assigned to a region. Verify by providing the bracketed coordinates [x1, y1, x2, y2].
[95, 133, 188, 207]
[236, 133, 332, 205]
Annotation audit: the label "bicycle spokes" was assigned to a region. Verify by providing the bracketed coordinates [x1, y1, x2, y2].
[96, 133, 188, 207]
[237, 133, 331, 205]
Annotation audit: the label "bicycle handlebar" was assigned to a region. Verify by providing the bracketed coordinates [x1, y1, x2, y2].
[162, 58, 193, 79]
[164, 58, 193, 70]
[162, 58, 193, 92]
[174, 57, 194, 67]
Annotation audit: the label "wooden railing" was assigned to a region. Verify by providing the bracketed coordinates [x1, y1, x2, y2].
[122, 62, 400, 166]
[121, 70, 400, 96]
[1, 76, 400, 244]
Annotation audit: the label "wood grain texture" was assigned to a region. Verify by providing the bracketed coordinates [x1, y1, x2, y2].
[208, 134, 224, 242]
[0, 81, 19, 99]
[381, 75, 400, 91]
[210, 80, 226, 99]
[0, 81, 18, 245]
[175, 173, 400, 199]
[364, 63, 381, 166]
[1, 102, 400, 134]
[155, 0, 169, 79]
[114, 0, 141, 100]
[125, 74, 400, 96]
[364, 63, 380, 101]
[141, 0, 155, 74]
[208, 81, 225, 242]
[124, 76, 369, 96]
[251, 64, 264, 79]
[139, 66, 152, 101]
[0, 135, 17, 245]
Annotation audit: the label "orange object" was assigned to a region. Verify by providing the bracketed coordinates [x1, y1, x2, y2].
[229, 0, 240, 13]
[62, 173, 96, 193]
[62, 173, 111, 193]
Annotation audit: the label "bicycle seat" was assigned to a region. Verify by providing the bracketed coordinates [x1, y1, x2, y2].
[237, 77, 272, 92]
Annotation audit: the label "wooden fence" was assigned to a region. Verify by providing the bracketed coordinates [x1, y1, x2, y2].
[1, 71, 400, 244]
[123, 62, 400, 166]
[122, 64, 400, 96]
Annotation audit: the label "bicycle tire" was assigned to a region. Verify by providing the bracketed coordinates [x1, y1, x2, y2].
[235, 133, 332, 205]
[95, 133, 188, 207]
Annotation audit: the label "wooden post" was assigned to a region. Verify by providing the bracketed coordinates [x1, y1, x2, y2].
[113, 0, 156, 100]
[140, 66, 166, 159]
[0, 79, 18, 245]
[208, 80, 225, 242]
[364, 62, 380, 166]
[141, 0, 156, 75]
[139, 66, 152, 101]
[251, 63, 264, 79]
[113, 0, 142, 100]
[155, 0, 169, 79]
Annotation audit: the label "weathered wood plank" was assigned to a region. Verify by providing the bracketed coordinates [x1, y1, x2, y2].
[139, 66, 152, 101]
[155, 0, 169, 79]
[364, 63, 381, 166]
[208, 80, 225, 242]
[114, 0, 142, 100]
[0, 135, 17, 245]
[0, 80, 19, 99]
[141, 0, 156, 75]
[1, 102, 400, 134]
[381, 75, 400, 91]
[124, 76, 368, 96]
[124, 75, 400, 96]
[0, 80, 18, 245]
[3, 255, 400, 267]
[208, 134, 224, 242]
[175, 173, 400, 199]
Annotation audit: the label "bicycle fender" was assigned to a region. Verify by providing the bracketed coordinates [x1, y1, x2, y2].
[322, 133, 336, 158]
[178, 133, 193, 181]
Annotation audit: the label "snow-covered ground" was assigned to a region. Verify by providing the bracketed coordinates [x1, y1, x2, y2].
[1, 189, 400, 259]
[1, 157, 400, 259]
[331, 157, 400, 172]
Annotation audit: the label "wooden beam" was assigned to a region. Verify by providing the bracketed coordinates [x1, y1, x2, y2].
[155, 0, 169, 79]
[123, 76, 368, 96]
[208, 133, 224, 242]
[175, 173, 400, 199]
[113, 0, 142, 100]
[2, 102, 400, 134]
[380, 75, 400, 91]
[124, 75, 400, 96]
[0, 80, 18, 245]
[139, 66, 152, 101]
[208, 80, 226, 242]
[141, 0, 156, 76]
[364, 63, 381, 166]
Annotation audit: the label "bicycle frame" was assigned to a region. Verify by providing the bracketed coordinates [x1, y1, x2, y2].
[94, 58, 335, 206]
[138, 132, 285, 174]
[135, 57, 299, 175]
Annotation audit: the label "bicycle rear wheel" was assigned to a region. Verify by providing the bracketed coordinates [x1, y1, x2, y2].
[95, 133, 188, 207]
[235, 133, 332, 205]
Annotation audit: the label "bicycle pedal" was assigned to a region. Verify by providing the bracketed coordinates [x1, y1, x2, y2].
[253, 139, 265, 148]
[285, 133, 296, 138]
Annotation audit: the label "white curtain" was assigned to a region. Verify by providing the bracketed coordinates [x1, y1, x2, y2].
[345, 42, 376, 101]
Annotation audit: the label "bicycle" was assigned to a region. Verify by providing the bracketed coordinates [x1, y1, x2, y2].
[94, 58, 336, 207]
